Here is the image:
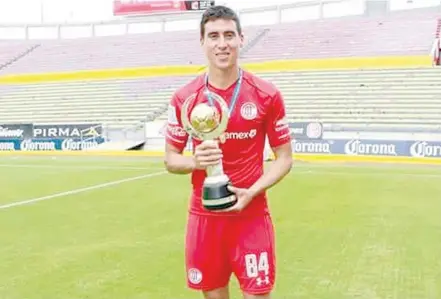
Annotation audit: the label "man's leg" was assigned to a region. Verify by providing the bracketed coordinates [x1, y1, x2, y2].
[185, 213, 232, 299]
[242, 291, 270, 299]
[203, 285, 230, 299]
[228, 214, 276, 298]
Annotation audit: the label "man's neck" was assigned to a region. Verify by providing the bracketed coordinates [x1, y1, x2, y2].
[207, 66, 240, 90]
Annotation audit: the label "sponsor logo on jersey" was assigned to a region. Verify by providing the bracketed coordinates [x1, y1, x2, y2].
[188, 268, 203, 284]
[410, 141, 441, 158]
[240, 102, 257, 120]
[167, 125, 187, 137]
[344, 140, 397, 156]
[220, 129, 257, 142]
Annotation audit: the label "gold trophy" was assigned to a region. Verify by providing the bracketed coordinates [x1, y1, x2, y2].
[181, 92, 237, 210]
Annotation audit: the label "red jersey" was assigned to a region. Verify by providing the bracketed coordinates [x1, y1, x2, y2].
[165, 70, 291, 217]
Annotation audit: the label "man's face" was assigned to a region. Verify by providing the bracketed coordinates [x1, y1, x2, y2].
[201, 18, 244, 71]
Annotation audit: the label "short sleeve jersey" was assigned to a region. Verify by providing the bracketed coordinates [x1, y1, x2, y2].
[165, 70, 291, 217]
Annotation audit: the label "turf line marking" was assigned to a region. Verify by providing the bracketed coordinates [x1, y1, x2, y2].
[0, 171, 166, 211]
[0, 164, 162, 171]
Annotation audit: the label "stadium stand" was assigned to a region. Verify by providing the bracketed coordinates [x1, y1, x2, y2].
[0, 7, 438, 74]
[0, 32, 204, 74]
[0, 27, 262, 75]
[1, 68, 441, 133]
[0, 41, 39, 71]
[241, 8, 439, 61]
[0, 76, 191, 127]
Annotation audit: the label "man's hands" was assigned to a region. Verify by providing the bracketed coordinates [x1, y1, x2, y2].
[210, 185, 255, 213]
[193, 141, 223, 170]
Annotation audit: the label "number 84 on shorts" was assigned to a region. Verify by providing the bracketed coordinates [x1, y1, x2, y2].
[245, 252, 271, 287]
[185, 214, 276, 294]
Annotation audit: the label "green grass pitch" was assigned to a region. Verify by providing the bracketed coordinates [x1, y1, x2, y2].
[0, 156, 440, 299]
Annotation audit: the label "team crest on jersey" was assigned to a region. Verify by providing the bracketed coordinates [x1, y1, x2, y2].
[240, 102, 257, 120]
[188, 268, 203, 284]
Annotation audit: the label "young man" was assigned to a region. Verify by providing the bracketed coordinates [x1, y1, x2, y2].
[164, 5, 293, 299]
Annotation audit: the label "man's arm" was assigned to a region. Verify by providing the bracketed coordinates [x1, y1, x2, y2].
[249, 142, 292, 198]
[164, 140, 223, 175]
[164, 143, 196, 174]
[249, 89, 293, 196]
[163, 92, 194, 174]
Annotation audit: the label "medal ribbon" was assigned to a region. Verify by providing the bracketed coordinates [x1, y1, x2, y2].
[205, 68, 243, 117]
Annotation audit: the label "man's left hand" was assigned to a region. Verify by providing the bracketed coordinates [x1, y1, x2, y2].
[220, 185, 254, 212]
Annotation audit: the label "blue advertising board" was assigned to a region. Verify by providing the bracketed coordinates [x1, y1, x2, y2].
[0, 138, 105, 151]
[291, 139, 441, 159]
[182, 138, 441, 159]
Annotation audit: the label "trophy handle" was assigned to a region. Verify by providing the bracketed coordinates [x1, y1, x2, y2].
[202, 139, 236, 210]
[202, 140, 224, 177]
[206, 159, 224, 177]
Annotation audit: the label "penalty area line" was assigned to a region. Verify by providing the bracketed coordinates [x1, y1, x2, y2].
[0, 171, 167, 211]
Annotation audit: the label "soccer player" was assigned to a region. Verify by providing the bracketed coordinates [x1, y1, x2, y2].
[164, 5, 293, 299]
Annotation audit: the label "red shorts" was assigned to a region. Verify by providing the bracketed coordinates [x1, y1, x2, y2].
[185, 213, 276, 295]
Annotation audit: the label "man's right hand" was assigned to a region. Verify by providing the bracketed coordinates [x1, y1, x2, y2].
[193, 141, 223, 170]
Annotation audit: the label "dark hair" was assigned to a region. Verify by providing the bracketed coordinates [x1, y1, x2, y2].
[200, 5, 242, 38]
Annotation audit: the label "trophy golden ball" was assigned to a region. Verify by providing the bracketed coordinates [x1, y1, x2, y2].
[190, 103, 220, 133]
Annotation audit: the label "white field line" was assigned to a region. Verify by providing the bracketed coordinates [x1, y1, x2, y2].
[1, 166, 438, 211]
[0, 163, 162, 171]
[0, 171, 167, 211]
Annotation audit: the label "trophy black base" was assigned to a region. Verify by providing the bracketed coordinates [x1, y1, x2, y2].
[202, 180, 237, 211]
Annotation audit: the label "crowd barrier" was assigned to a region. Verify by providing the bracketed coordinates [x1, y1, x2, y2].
[2, 119, 441, 164]
[0, 138, 105, 151]
[142, 138, 441, 164]
[3, 137, 440, 164]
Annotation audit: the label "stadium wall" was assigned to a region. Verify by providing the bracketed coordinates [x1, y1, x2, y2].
[2, 128, 441, 164]
[0, 55, 431, 84]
